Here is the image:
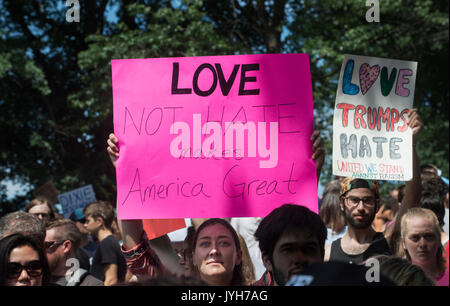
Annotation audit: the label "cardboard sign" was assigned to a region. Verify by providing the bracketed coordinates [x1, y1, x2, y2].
[143, 219, 186, 240]
[332, 54, 417, 181]
[111, 53, 317, 219]
[58, 185, 96, 217]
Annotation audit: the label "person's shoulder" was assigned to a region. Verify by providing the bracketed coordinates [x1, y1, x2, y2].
[373, 231, 388, 242]
[97, 235, 121, 253]
[101, 235, 120, 246]
[104, 234, 119, 242]
[80, 274, 104, 286]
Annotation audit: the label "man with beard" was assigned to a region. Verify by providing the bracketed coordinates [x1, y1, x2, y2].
[325, 109, 423, 264]
[325, 178, 392, 264]
[45, 219, 103, 286]
[253, 204, 327, 286]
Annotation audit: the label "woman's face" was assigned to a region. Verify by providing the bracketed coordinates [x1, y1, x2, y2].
[403, 216, 440, 267]
[28, 204, 51, 221]
[193, 223, 241, 285]
[5, 245, 43, 286]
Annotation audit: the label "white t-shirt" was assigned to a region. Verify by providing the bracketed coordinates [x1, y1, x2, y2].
[444, 208, 449, 236]
[230, 217, 265, 280]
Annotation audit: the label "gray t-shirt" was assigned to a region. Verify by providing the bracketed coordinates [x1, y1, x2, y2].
[51, 268, 104, 286]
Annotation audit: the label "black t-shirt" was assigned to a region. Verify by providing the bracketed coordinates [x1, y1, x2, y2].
[75, 247, 91, 271]
[329, 232, 392, 265]
[90, 235, 126, 282]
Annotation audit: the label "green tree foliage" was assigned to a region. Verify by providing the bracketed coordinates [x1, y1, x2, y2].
[285, 0, 449, 189]
[0, 0, 116, 214]
[0, 0, 239, 214]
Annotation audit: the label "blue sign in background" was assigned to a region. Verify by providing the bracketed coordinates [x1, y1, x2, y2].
[58, 185, 96, 217]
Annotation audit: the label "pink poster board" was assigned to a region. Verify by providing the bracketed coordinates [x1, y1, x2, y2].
[111, 53, 317, 219]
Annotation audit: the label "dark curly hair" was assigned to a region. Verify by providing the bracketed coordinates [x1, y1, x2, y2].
[255, 204, 327, 261]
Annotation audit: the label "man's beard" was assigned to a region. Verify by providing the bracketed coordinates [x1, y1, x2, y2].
[48, 253, 61, 273]
[343, 206, 376, 229]
[270, 260, 307, 286]
[271, 263, 286, 286]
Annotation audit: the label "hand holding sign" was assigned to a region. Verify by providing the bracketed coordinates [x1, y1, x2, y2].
[406, 108, 423, 143]
[107, 133, 119, 168]
[311, 130, 325, 180]
[108, 129, 325, 185]
[111, 54, 318, 219]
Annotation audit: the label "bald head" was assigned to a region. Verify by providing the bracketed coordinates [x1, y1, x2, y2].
[0, 211, 46, 245]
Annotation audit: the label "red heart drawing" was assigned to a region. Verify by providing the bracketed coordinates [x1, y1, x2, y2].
[359, 63, 380, 95]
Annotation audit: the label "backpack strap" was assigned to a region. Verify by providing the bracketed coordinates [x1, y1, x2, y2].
[66, 268, 89, 286]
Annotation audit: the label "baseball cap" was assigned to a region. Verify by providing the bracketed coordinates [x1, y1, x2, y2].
[340, 177, 379, 199]
[69, 208, 86, 222]
[420, 163, 442, 176]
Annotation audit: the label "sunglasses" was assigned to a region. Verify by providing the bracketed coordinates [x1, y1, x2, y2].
[44, 240, 65, 251]
[7, 261, 43, 279]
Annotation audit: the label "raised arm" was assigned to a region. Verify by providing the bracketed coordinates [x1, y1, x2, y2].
[107, 133, 144, 249]
[311, 130, 325, 184]
[385, 109, 423, 246]
[107, 133, 184, 276]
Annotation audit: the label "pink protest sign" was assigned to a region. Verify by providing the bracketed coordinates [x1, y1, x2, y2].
[111, 53, 317, 219]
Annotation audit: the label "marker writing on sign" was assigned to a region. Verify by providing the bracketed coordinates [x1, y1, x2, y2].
[169, 114, 279, 169]
[171, 62, 260, 96]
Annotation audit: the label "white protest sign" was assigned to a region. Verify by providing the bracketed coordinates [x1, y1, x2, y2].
[332, 54, 417, 181]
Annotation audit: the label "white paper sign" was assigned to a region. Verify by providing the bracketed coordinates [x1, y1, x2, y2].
[332, 54, 417, 181]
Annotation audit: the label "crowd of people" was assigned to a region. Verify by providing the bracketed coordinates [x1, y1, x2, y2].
[0, 109, 448, 287]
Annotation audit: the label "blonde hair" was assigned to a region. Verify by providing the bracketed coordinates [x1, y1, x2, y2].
[400, 208, 446, 274]
[237, 234, 256, 285]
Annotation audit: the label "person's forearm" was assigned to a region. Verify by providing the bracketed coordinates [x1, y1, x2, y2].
[316, 165, 322, 186]
[402, 145, 421, 210]
[385, 145, 421, 243]
[104, 276, 118, 286]
[118, 219, 143, 250]
[148, 235, 184, 276]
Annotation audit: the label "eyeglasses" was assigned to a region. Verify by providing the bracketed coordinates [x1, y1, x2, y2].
[44, 240, 65, 251]
[344, 196, 376, 208]
[32, 212, 50, 220]
[7, 261, 43, 279]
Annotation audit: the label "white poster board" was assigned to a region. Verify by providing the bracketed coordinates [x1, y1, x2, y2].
[332, 54, 417, 181]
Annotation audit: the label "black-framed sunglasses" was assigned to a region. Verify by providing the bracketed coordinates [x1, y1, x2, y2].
[7, 261, 43, 279]
[44, 240, 65, 251]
